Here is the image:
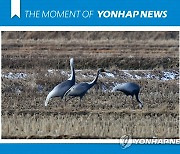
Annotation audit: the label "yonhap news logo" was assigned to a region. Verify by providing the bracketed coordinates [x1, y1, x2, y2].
[120, 135, 180, 149]
[120, 135, 132, 149]
[98, 10, 168, 19]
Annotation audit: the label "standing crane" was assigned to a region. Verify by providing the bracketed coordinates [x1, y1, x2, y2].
[113, 82, 143, 109]
[64, 68, 106, 101]
[44, 58, 75, 106]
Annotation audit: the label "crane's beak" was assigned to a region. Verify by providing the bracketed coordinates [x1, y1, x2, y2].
[105, 70, 111, 73]
[101, 69, 106, 73]
[102, 69, 113, 74]
[99, 68, 109, 73]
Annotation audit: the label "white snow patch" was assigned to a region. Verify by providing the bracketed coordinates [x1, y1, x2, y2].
[89, 74, 95, 78]
[161, 71, 178, 81]
[47, 69, 61, 76]
[134, 74, 142, 79]
[104, 72, 115, 78]
[145, 73, 159, 80]
[61, 70, 69, 76]
[101, 84, 108, 92]
[99, 74, 103, 78]
[123, 71, 134, 79]
[47, 69, 54, 74]
[75, 69, 82, 72]
[120, 70, 178, 81]
[81, 74, 87, 78]
[2, 72, 28, 79]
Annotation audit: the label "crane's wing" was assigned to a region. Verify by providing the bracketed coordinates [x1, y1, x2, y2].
[64, 83, 89, 97]
[113, 83, 127, 92]
[113, 82, 140, 94]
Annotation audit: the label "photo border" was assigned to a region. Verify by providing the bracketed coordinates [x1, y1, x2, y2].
[0, 26, 179, 144]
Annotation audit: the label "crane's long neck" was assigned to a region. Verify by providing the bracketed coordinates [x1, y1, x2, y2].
[88, 71, 100, 88]
[45, 90, 54, 106]
[135, 94, 143, 108]
[68, 62, 75, 83]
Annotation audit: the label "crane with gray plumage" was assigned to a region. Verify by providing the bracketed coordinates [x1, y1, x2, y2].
[113, 82, 143, 109]
[64, 68, 106, 101]
[44, 58, 75, 106]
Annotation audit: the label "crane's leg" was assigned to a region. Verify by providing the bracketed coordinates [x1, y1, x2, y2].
[78, 97, 83, 108]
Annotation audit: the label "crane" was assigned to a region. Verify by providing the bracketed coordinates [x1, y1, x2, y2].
[64, 68, 106, 101]
[44, 58, 75, 106]
[113, 82, 143, 108]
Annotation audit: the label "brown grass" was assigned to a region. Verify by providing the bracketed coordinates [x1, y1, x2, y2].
[2, 32, 179, 70]
[1, 69, 179, 139]
[2, 110, 178, 139]
[2, 31, 179, 40]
